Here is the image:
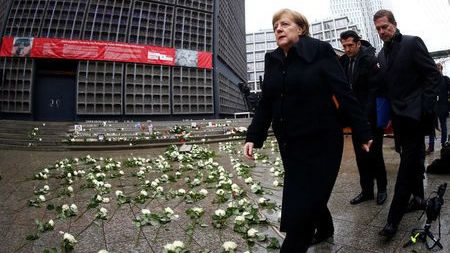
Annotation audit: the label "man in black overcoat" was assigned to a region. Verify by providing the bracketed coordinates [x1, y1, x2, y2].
[373, 9, 441, 237]
[339, 31, 388, 205]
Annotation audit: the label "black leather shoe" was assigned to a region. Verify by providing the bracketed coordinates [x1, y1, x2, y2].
[376, 191, 387, 205]
[350, 192, 374, 205]
[378, 223, 397, 237]
[311, 229, 334, 245]
[406, 198, 423, 213]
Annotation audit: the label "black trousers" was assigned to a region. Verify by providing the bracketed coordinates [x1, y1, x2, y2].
[280, 206, 333, 253]
[352, 126, 387, 195]
[387, 115, 425, 225]
[278, 129, 342, 253]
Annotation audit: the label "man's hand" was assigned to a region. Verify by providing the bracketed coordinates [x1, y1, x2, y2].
[243, 142, 255, 160]
[361, 139, 373, 152]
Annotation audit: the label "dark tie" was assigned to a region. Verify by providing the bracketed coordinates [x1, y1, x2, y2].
[347, 58, 354, 87]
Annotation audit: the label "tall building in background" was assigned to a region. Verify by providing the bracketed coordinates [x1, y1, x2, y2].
[246, 17, 355, 92]
[0, 0, 247, 121]
[330, 0, 383, 51]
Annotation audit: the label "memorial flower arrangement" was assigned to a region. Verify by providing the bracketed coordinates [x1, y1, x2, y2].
[21, 139, 284, 252]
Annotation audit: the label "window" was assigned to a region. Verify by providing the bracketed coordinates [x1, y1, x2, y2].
[266, 42, 277, 50]
[266, 33, 275, 41]
[312, 23, 322, 33]
[324, 20, 334, 30]
[254, 33, 265, 42]
[247, 53, 254, 62]
[255, 61, 264, 71]
[313, 33, 323, 40]
[254, 42, 265, 51]
[246, 34, 253, 43]
[255, 52, 265, 60]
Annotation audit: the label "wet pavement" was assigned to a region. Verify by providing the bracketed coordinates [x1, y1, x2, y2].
[0, 134, 449, 253]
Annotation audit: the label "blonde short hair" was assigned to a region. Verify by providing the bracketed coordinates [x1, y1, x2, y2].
[272, 8, 310, 36]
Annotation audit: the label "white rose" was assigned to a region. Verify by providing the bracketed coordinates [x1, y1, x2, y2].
[39, 195, 46, 202]
[199, 189, 208, 196]
[70, 204, 78, 213]
[43, 185, 50, 191]
[115, 190, 123, 197]
[141, 209, 151, 215]
[102, 197, 110, 203]
[234, 215, 245, 224]
[48, 219, 54, 227]
[215, 209, 226, 217]
[172, 240, 184, 248]
[163, 243, 176, 252]
[164, 207, 174, 216]
[247, 228, 258, 237]
[222, 241, 237, 250]
[258, 197, 267, 204]
[67, 186, 73, 193]
[63, 233, 77, 243]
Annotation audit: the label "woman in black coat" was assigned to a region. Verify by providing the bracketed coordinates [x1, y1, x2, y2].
[243, 9, 372, 253]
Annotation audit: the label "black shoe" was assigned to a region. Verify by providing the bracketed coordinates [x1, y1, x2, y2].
[311, 229, 334, 245]
[350, 192, 374, 205]
[378, 223, 397, 237]
[376, 191, 387, 205]
[406, 198, 422, 213]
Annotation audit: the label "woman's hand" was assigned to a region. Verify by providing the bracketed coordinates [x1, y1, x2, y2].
[361, 139, 373, 152]
[243, 142, 255, 160]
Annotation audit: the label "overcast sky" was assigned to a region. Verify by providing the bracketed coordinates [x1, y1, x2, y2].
[245, 0, 450, 52]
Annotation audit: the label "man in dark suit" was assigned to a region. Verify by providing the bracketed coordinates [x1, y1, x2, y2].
[339, 31, 388, 205]
[373, 9, 441, 237]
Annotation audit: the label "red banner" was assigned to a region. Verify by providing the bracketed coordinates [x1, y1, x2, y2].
[0, 37, 212, 69]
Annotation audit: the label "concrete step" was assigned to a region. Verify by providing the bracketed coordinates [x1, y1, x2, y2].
[0, 119, 253, 151]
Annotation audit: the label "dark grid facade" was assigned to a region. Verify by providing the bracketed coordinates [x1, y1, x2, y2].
[0, 0, 247, 120]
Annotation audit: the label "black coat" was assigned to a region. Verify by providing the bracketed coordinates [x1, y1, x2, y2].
[245, 36, 372, 232]
[438, 75, 449, 117]
[339, 45, 380, 125]
[377, 32, 440, 121]
[246, 35, 371, 147]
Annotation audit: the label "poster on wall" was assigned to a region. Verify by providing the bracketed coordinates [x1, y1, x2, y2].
[0, 36, 213, 69]
[11, 37, 33, 57]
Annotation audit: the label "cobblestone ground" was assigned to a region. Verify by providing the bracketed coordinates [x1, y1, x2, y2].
[0, 136, 449, 253]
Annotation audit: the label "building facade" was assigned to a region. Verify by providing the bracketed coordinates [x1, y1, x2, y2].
[0, 0, 247, 121]
[330, 0, 383, 51]
[246, 17, 354, 93]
